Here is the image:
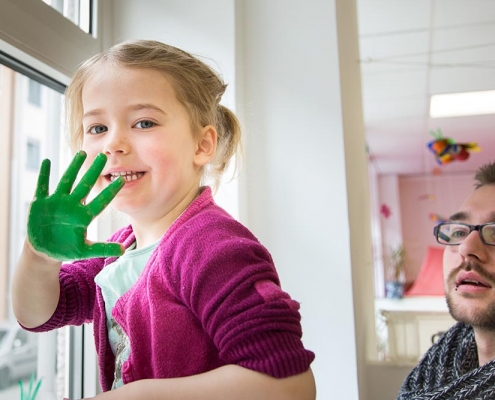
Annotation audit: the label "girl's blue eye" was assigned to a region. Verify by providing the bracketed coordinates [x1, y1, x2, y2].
[89, 125, 108, 134]
[135, 120, 155, 129]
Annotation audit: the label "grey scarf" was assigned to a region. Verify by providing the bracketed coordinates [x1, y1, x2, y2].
[397, 322, 495, 399]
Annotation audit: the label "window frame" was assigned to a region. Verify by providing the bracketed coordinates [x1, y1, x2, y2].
[0, 0, 110, 78]
[0, 0, 110, 397]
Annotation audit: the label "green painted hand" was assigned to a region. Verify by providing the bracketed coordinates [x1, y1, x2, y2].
[27, 151, 125, 261]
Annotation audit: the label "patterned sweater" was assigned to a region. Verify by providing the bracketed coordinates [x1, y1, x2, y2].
[398, 322, 495, 399]
[26, 187, 315, 391]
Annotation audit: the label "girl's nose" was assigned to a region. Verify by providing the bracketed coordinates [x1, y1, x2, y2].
[102, 129, 130, 155]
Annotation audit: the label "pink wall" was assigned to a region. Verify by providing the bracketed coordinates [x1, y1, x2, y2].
[397, 173, 473, 284]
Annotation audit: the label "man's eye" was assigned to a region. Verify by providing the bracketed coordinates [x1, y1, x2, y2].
[135, 120, 155, 129]
[483, 225, 495, 241]
[450, 229, 468, 238]
[89, 125, 108, 134]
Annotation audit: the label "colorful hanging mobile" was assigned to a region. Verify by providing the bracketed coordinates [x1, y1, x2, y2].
[427, 129, 481, 165]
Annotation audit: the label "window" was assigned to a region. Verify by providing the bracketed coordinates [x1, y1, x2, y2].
[28, 79, 42, 106]
[1, 61, 66, 399]
[14, 327, 28, 346]
[26, 140, 41, 170]
[0, 0, 103, 80]
[41, 0, 93, 34]
[1, 1, 107, 398]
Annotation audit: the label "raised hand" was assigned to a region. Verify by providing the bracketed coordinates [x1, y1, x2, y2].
[27, 151, 125, 261]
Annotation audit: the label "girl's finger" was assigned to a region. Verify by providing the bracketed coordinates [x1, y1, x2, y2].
[71, 153, 108, 202]
[86, 175, 125, 217]
[34, 158, 51, 199]
[54, 151, 87, 195]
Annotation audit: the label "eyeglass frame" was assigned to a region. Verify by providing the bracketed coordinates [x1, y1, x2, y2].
[433, 221, 495, 246]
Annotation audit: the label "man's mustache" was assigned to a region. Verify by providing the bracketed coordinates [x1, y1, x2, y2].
[448, 261, 495, 287]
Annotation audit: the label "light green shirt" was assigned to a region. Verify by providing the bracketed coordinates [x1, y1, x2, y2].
[94, 240, 159, 388]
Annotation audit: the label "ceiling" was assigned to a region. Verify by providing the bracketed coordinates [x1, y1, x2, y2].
[357, 0, 495, 176]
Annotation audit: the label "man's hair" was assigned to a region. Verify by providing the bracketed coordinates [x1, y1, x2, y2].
[474, 161, 495, 189]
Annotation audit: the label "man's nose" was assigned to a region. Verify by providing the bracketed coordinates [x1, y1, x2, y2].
[458, 230, 487, 261]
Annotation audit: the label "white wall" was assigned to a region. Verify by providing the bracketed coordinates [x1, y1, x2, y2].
[110, 1, 373, 399]
[236, 2, 361, 398]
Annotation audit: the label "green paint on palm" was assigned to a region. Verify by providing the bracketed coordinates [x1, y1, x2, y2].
[27, 151, 125, 261]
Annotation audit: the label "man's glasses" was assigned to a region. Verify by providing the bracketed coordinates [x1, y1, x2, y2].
[434, 222, 495, 246]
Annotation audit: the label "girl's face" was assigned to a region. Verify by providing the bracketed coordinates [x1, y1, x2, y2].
[80, 65, 214, 221]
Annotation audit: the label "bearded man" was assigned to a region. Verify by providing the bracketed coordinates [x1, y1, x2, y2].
[398, 162, 495, 400]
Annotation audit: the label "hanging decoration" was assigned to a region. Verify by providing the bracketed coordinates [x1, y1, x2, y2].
[429, 212, 447, 223]
[427, 128, 481, 165]
[431, 167, 442, 176]
[418, 194, 435, 201]
[380, 204, 391, 219]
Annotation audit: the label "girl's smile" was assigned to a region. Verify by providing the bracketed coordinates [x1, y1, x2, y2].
[107, 170, 145, 183]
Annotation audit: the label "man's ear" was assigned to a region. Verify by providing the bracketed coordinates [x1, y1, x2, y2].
[194, 125, 217, 166]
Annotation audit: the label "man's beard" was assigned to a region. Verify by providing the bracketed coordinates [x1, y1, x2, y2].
[446, 261, 495, 330]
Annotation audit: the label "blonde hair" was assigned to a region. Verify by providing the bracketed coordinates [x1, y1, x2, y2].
[65, 39, 242, 191]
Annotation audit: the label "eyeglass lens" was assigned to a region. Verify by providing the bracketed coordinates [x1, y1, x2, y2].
[436, 223, 495, 245]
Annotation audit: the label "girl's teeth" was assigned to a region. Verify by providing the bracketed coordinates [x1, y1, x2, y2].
[110, 172, 144, 182]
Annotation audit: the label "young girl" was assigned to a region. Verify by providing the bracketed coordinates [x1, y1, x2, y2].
[12, 40, 316, 399]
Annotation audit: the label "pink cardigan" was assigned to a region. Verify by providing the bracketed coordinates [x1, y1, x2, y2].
[26, 187, 315, 391]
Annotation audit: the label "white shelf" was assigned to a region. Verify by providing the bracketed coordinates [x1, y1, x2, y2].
[375, 296, 455, 362]
[376, 296, 449, 312]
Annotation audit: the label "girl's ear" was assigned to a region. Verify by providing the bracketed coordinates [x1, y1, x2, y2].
[194, 125, 217, 166]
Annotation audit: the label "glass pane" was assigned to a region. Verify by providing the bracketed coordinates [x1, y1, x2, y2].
[42, 0, 92, 34]
[0, 63, 67, 399]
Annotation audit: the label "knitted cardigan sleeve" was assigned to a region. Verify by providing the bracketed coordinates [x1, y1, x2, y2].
[23, 226, 133, 332]
[162, 208, 315, 378]
[21, 257, 103, 331]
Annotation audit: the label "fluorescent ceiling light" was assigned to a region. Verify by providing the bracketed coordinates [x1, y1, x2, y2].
[430, 90, 495, 118]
